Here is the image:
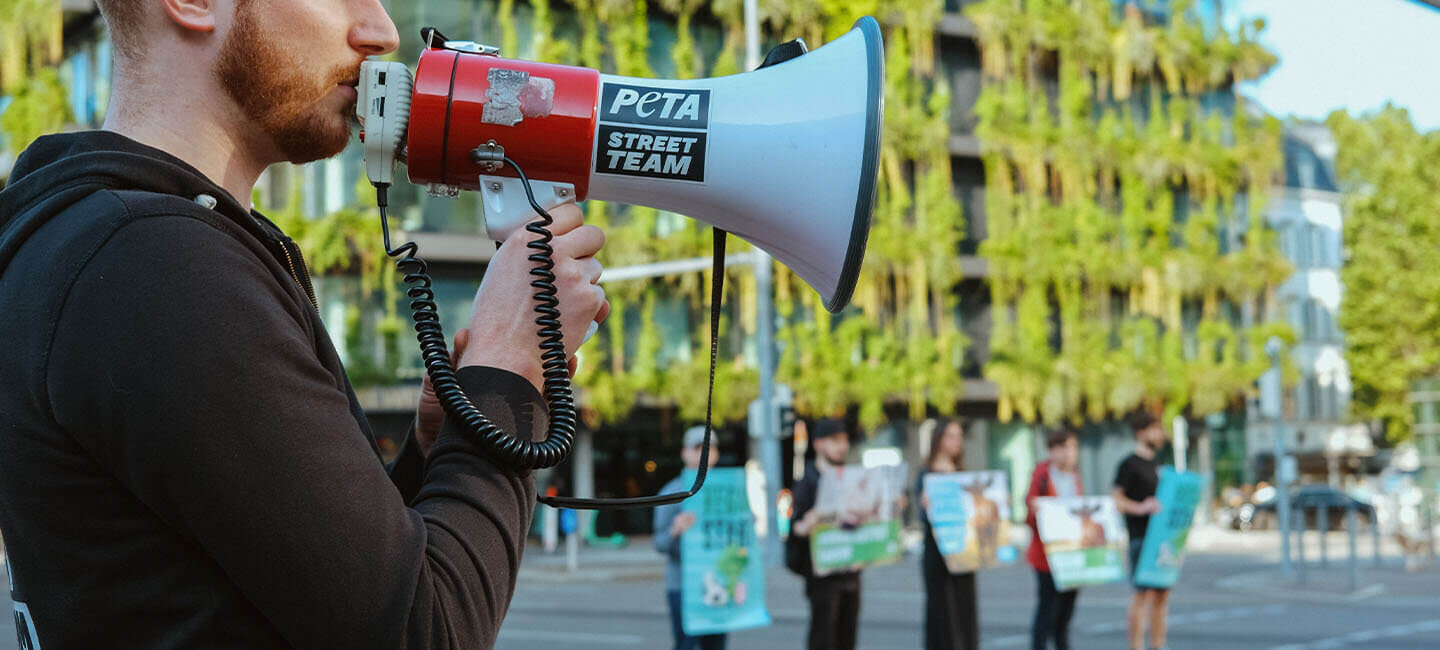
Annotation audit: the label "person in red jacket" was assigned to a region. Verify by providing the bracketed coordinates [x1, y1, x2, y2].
[1025, 429, 1083, 650]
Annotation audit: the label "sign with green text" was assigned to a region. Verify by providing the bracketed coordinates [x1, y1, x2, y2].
[809, 464, 907, 576]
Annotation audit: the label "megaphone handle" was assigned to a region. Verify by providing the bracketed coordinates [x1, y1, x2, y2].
[479, 175, 577, 242]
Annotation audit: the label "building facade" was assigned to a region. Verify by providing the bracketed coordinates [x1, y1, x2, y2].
[1246, 122, 1367, 485]
[5, 0, 1302, 534]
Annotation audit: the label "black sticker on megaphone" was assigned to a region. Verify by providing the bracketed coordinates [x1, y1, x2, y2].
[596, 124, 706, 182]
[601, 84, 710, 129]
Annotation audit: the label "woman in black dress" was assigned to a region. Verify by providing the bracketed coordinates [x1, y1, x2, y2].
[917, 419, 979, 650]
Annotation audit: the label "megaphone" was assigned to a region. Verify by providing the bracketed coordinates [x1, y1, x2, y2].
[360, 16, 883, 313]
[355, 18, 883, 506]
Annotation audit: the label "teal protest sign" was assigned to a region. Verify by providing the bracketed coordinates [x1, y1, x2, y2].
[680, 468, 771, 635]
[1134, 467, 1205, 589]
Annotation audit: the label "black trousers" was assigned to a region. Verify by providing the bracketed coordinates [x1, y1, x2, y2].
[805, 573, 860, 650]
[1032, 570, 1079, 650]
[922, 552, 978, 650]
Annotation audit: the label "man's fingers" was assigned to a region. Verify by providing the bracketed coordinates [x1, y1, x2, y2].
[453, 328, 469, 362]
[595, 299, 612, 324]
[543, 201, 584, 236]
[575, 257, 603, 285]
[552, 224, 606, 260]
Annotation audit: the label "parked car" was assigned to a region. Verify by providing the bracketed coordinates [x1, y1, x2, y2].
[1244, 484, 1375, 531]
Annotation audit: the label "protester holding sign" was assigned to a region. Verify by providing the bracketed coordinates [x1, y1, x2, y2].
[788, 419, 862, 650]
[1025, 429, 1084, 650]
[917, 419, 980, 650]
[654, 426, 725, 650]
[1112, 411, 1169, 650]
[1133, 467, 1204, 589]
[679, 466, 771, 638]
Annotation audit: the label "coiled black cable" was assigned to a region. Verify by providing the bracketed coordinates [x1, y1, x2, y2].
[375, 156, 576, 472]
[376, 155, 717, 510]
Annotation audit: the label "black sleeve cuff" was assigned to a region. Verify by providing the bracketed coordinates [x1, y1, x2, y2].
[427, 366, 550, 471]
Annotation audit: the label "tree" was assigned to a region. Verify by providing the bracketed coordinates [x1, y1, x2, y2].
[1327, 106, 1440, 442]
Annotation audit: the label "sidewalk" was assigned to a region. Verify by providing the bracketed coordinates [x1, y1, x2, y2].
[519, 535, 666, 582]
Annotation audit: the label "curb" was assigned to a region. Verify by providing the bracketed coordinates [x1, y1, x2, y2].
[518, 566, 665, 583]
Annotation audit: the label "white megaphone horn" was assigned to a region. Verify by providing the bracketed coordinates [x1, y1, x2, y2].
[359, 16, 884, 313]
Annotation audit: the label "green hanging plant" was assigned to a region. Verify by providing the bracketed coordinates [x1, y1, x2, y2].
[968, 0, 1290, 425]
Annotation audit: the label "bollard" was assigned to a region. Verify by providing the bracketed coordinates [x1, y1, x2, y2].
[1372, 506, 1383, 568]
[1428, 498, 1437, 565]
[1318, 505, 1329, 568]
[1294, 506, 1307, 583]
[1347, 503, 1359, 593]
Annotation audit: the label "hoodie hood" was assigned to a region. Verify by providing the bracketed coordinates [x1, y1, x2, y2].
[0, 131, 268, 274]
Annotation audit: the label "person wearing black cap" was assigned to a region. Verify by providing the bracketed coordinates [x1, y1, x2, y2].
[654, 426, 724, 650]
[786, 418, 861, 650]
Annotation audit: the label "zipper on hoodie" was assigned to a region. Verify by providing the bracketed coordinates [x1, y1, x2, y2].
[278, 239, 320, 312]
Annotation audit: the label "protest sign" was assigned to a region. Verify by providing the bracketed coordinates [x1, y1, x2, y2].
[1035, 495, 1127, 590]
[809, 464, 907, 576]
[923, 470, 1016, 573]
[1134, 467, 1205, 589]
[680, 468, 771, 635]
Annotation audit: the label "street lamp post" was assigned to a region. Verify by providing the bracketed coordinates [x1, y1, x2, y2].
[742, 0, 784, 569]
[1263, 337, 1293, 576]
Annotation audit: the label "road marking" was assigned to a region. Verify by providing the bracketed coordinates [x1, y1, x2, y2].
[1085, 621, 1126, 634]
[1266, 618, 1440, 649]
[989, 604, 1288, 647]
[497, 629, 644, 645]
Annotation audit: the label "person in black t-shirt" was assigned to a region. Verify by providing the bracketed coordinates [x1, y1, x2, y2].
[1112, 411, 1168, 650]
[789, 419, 862, 650]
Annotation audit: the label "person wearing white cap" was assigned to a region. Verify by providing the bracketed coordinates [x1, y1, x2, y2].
[653, 425, 723, 650]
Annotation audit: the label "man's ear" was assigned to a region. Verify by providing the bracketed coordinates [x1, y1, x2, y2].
[162, 0, 218, 33]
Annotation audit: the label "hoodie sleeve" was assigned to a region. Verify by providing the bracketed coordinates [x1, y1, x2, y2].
[47, 215, 539, 650]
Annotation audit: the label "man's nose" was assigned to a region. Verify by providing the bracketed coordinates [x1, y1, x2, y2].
[350, 0, 400, 56]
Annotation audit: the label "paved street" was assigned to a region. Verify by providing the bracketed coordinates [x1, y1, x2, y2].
[499, 527, 1440, 650]
[2, 527, 1436, 648]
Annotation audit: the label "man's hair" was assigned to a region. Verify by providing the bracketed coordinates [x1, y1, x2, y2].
[1045, 428, 1076, 449]
[96, 0, 145, 59]
[1127, 410, 1159, 435]
[812, 418, 848, 441]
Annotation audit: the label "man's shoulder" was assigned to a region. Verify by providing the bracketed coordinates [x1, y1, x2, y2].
[659, 474, 691, 496]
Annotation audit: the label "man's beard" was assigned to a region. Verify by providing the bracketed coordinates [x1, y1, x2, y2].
[215, 6, 360, 164]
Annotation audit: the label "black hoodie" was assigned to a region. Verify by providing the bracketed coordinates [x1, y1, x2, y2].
[0, 131, 545, 649]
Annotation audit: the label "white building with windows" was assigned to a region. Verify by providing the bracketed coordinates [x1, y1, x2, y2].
[1248, 122, 1368, 484]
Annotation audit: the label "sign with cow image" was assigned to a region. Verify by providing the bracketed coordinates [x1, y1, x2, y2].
[809, 464, 908, 576]
[1134, 467, 1206, 589]
[923, 470, 1018, 573]
[679, 468, 772, 635]
[1035, 496, 1128, 590]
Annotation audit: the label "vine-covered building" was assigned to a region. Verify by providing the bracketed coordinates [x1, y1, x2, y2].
[4, 0, 1326, 536]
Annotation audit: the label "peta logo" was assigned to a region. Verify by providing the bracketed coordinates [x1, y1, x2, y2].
[600, 84, 709, 129]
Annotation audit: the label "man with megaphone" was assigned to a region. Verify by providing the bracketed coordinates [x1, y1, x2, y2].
[0, 0, 883, 648]
[0, 1, 605, 648]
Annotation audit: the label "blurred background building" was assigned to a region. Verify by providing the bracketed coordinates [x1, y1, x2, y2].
[3, 0, 1385, 537]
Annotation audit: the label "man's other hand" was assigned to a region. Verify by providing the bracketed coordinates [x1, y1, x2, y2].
[414, 329, 470, 456]
[460, 202, 609, 392]
[671, 511, 697, 537]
